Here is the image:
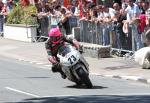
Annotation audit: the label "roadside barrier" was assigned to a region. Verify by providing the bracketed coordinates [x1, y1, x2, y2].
[79, 20, 146, 55]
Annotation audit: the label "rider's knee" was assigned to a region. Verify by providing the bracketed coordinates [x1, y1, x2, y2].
[51, 63, 61, 72]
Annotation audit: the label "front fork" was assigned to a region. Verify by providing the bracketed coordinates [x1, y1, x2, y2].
[79, 55, 89, 71]
[72, 62, 89, 80]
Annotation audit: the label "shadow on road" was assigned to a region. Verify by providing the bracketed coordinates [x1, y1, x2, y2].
[26, 76, 50, 79]
[11, 95, 150, 103]
[66, 85, 107, 89]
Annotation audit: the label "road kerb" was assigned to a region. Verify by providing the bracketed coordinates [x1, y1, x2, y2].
[91, 73, 150, 85]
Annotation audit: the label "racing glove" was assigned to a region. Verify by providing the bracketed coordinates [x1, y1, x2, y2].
[73, 39, 80, 49]
[48, 56, 58, 64]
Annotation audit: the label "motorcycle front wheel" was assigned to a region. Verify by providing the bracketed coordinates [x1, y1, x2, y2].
[76, 68, 93, 88]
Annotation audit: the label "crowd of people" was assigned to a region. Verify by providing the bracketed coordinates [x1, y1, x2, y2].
[30, 0, 150, 51]
[0, 0, 150, 51]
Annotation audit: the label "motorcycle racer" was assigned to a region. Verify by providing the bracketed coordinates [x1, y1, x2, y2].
[45, 27, 79, 79]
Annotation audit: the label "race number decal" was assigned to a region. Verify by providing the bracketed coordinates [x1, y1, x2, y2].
[68, 55, 76, 64]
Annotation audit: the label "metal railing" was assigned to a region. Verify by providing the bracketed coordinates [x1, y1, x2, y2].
[79, 19, 146, 55]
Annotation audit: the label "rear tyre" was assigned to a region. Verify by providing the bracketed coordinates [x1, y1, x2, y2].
[77, 68, 93, 88]
[75, 81, 82, 86]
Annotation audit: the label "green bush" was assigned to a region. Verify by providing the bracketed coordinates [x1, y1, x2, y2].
[7, 4, 38, 25]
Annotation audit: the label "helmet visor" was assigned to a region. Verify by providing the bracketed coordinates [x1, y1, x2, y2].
[50, 36, 61, 42]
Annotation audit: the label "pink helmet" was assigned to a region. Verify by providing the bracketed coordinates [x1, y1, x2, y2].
[48, 27, 62, 44]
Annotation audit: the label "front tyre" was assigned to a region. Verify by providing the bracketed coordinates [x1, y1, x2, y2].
[77, 68, 93, 88]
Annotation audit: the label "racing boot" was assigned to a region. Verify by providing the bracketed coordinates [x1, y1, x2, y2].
[59, 70, 67, 79]
[51, 64, 59, 72]
[52, 63, 66, 79]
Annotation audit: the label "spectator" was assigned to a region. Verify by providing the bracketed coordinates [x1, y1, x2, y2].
[114, 0, 122, 6]
[97, 5, 104, 22]
[142, 1, 149, 13]
[49, 5, 61, 29]
[135, 0, 145, 14]
[20, 0, 30, 7]
[54, 5, 61, 17]
[137, 1, 149, 35]
[7, 0, 15, 12]
[66, 4, 73, 13]
[51, 0, 60, 9]
[113, 2, 120, 12]
[0, 1, 9, 36]
[146, 13, 150, 28]
[88, 3, 97, 22]
[112, 10, 127, 49]
[102, 5, 113, 46]
[36, 0, 49, 17]
[36, 0, 50, 37]
[125, 0, 143, 50]
[144, 1, 150, 27]
[112, 3, 121, 48]
[49, 6, 59, 29]
[79, 11, 88, 20]
[71, 0, 80, 17]
[1, 2, 9, 16]
[125, 0, 140, 23]
[63, 0, 70, 7]
[59, 7, 72, 35]
[142, 1, 150, 46]
[48, 6, 54, 16]
[121, 0, 128, 10]
[0, 0, 3, 35]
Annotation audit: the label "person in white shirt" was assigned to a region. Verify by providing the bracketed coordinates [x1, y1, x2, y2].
[97, 5, 104, 22]
[125, 0, 143, 50]
[72, 0, 80, 17]
[102, 5, 112, 46]
[125, 0, 140, 22]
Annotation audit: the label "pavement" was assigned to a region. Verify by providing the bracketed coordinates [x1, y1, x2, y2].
[1, 37, 150, 85]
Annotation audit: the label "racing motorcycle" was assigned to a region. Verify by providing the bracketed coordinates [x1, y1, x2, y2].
[57, 43, 93, 88]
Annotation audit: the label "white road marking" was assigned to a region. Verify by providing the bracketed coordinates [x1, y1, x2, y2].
[5, 87, 40, 98]
[36, 62, 45, 65]
[18, 58, 24, 61]
[29, 61, 38, 63]
[5, 87, 150, 99]
[44, 65, 52, 67]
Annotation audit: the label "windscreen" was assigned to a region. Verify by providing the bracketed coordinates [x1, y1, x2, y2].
[58, 45, 71, 57]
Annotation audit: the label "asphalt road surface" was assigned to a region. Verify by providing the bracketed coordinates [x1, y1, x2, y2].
[0, 56, 150, 103]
